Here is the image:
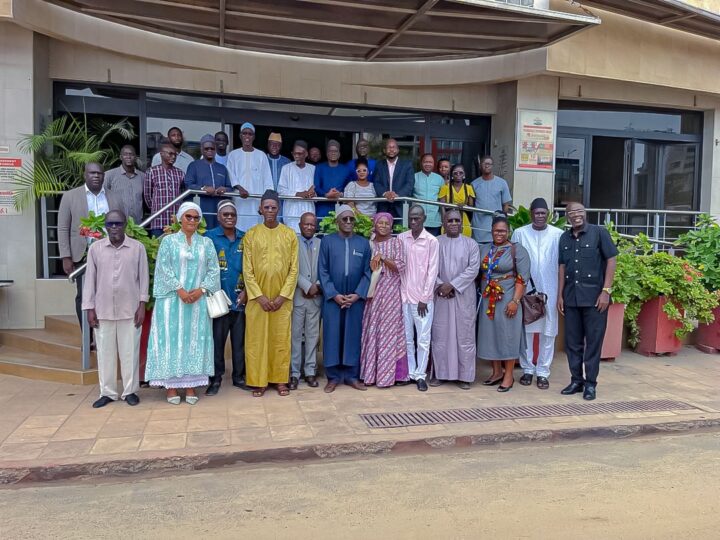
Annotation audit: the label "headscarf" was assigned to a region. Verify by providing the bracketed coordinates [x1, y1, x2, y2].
[530, 197, 549, 211]
[217, 199, 235, 214]
[240, 122, 255, 133]
[336, 204, 354, 220]
[373, 212, 394, 232]
[200, 134, 215, 145]
[176, 201, 202, 222]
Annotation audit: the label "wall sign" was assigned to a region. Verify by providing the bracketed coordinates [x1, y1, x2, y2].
[516, 109, 557, 172]
[0, 158, 21, 215]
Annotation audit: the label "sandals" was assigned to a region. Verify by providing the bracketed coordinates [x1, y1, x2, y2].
[536, 376, 550, 390]
[166, 395, 181, 405]
[252, 387, 267, 398]
[276, 384, 290, 397]
[185, 394, 199, 405]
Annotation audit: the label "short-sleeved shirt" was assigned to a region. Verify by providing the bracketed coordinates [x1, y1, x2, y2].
[559, 223, 618, 307]
[413, 172, 445, 228]
[470, 176, 511, 243]
[205, 226, 245, 312]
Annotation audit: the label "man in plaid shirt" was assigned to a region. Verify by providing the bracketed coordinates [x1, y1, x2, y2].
[144, 140, 186, 236]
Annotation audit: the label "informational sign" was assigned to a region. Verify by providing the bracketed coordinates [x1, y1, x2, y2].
[0, 158, 21, 215]
[516, 110, 557, 172]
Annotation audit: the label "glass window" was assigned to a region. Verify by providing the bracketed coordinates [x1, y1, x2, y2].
[555, 137, 586, 207]
[146, 118, 222, 163]
[558, 102, 702, 135]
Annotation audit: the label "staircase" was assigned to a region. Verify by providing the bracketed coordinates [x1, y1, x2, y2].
[0, 315, 98, 384]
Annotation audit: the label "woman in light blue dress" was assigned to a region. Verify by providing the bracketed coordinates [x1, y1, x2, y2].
[146, 202, 220, 405]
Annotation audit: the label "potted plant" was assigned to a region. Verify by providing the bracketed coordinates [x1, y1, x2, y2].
[507, 205, 566, 230]
[319, 211, 406, 237]
[676, 214, 720, 353]
[610, 229, 717, 355]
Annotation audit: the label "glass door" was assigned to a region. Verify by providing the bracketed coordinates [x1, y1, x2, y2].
[555, 136, 588, 208]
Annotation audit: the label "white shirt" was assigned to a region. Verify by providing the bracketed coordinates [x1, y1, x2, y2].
[150, 150, 194, 174]
[84, 185, 110, 215]
[226, 147, 274, 231]
[278, 162, 315, 233]
[512, 224, 564, 336]
[388, 158, 397, 191]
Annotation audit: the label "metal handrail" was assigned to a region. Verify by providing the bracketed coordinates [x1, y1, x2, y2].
[67, 190, 498, 283]
[556, 207, 707, 216]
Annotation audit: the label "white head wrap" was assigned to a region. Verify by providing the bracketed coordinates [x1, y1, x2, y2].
[335, 204, 355, 220]
[176, 201, 202, 222]
[217, 199, 236, 214]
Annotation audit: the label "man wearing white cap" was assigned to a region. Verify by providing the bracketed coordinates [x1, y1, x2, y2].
[267, 132, 291, 191]
[226, 122, 273, 231]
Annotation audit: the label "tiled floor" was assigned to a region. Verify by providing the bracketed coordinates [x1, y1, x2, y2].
[1, 346, 719, 466]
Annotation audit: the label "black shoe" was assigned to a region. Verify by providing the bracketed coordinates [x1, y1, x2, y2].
[395, 380, 412, 386]
[233, 380, 250, 391]
[519, 373, 533, 386]
[205, 383, 220, 396]
[429, 378, 444, 387]
[536, 376, 549, 390]
[482, 377, 504, 386]
[306, 376, 319, 388]
[92, 396, 114, 408]
[125, 393, 140, 406]
[289, 377, 299, 391]
[139, 381, 150, 388]
[583, 386, 597, 401]
[417, 379, 428, 392]
[560, 382, 584, 395]
[497, 380, 514, 392]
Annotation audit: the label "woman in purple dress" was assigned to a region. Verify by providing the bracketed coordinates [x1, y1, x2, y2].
[360, 213, 408, 387]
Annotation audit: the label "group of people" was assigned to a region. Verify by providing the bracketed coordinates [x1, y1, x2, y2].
[58, 125, 617, 409]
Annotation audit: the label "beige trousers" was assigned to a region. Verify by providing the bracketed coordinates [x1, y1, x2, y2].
[96, 319, 140, 400]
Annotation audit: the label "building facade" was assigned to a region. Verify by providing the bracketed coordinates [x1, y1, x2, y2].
[1, 0, 720, 330]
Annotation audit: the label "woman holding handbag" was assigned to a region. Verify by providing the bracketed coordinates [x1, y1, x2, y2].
[476, 215, 530, 392]
[359, 213, 408, 387]
[145, 202, 220, 405]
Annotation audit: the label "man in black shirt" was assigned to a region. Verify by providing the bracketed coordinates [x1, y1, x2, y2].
[558, 202, 617, 401]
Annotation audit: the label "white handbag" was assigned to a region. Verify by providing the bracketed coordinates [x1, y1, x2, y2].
[206, 289, 231, 319]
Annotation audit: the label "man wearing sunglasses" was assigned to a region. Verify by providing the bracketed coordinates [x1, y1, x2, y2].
[318, 205, 372, 392]
[83, 210, 149, 408]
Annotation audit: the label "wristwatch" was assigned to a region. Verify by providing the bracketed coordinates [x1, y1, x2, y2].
[602, 287, 613, 295]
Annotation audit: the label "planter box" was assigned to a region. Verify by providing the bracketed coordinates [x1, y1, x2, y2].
[601, 303, 626, 361]
[635, 297, 682, 356]
[696, 306, 720, 353]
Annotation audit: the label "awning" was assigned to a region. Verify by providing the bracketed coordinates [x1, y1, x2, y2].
[43, 0, 600, 61]
[579, 0, 720, 41]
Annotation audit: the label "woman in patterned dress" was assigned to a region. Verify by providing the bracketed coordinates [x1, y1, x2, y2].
[359, 213, 407, 387]
[145, 202, 220, 405]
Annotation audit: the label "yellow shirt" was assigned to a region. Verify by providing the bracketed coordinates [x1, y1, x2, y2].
[439, 183, 476, 237]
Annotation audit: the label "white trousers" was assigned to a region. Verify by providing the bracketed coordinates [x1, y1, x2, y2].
[403, 302, 434, 381]
[96, 319, 140, 400]
[520, 332, 556, 378]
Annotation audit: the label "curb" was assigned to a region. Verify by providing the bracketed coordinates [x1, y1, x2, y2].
[2, 417, 720, 485]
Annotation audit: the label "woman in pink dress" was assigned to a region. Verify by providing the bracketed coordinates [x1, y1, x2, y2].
[360, 213, 408, 387]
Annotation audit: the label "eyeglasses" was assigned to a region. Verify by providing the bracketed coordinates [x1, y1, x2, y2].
[446, 219, 462, 223]
[184, 214, 201, 222]
[566, 210, 585, 217]
[340, 217, 356, 223]
[356, 169, 367, 174]
[452, 171, 465, 176]
[105, 221, 125, 228]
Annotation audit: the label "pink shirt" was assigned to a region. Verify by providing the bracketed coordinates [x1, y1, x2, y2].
[82, 236, 150, 320]
[398, 229, 439, 304]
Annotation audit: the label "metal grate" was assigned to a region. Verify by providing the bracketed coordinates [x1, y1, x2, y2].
[359, 399, 698, 428]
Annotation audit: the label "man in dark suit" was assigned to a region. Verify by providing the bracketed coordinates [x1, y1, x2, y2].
[58, 162, 120, 328]
[373, 138, 414, 218]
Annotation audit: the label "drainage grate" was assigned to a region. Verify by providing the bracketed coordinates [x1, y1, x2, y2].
[359, 399, 698, 428]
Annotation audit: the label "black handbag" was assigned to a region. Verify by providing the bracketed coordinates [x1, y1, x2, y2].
[511, 244, 547, 325]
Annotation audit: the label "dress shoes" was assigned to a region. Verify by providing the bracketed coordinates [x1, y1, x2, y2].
[429, 378, 444, 387]
[416, 379, 429, 392]
[288, 377, 299, 391]
[497, 380, 514, 392]
[347, 380, 367, 391]
[324, 381, 337, 393]
[395, 380, 412, 386]
[125, 393, 140, 406]
[583, 386, 597, 401]
[306, 376, 319, 388]
[536, 376, 549, 390]
[519, 373, 533, 386]
[560, 382, 585, 395]
[205, 383, 221, 396]
[482, 377, 504, 386]
[232, 380, 250, 391]
[92, 396, 114, 409]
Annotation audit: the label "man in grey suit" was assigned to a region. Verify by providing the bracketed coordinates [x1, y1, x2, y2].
[58, 162, 120, 328]
[289, 212, 322, 390]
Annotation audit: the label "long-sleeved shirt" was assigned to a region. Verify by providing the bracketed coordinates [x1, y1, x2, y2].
[278, 162, 315, 232]
[184, 158, 232, 219]
[205, 226, 245, 312]
[314, 162, 349, 217]
[82, 236, 150, 320]
[268, 154, 291, 190]
[143, 164, 185, 230]
[104, 166, 145, 224]
[398, 228, 440, 305]
[226, 147, 274, 231]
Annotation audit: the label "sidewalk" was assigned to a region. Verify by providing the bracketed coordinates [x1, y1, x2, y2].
[1, 346, 719, 484]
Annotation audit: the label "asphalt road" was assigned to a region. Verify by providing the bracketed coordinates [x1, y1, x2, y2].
[2, 431, 719, 539]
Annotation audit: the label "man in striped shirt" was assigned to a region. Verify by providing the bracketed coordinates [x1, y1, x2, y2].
[143, 140, 185, 237]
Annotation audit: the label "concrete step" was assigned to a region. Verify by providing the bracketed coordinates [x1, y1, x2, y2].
[44, 314, 81, 336]
[0, 345, 98, 385]
[0, 328, 93, 363]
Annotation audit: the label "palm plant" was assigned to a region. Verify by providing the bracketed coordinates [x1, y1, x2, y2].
[12, 113, 135, 210]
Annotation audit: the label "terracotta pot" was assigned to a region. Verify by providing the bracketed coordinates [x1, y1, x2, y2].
[601, 303, 625, 361]
[635, 296, 682, 356]
[696, 306, 720, 353]
[139, 308, 153, 380]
